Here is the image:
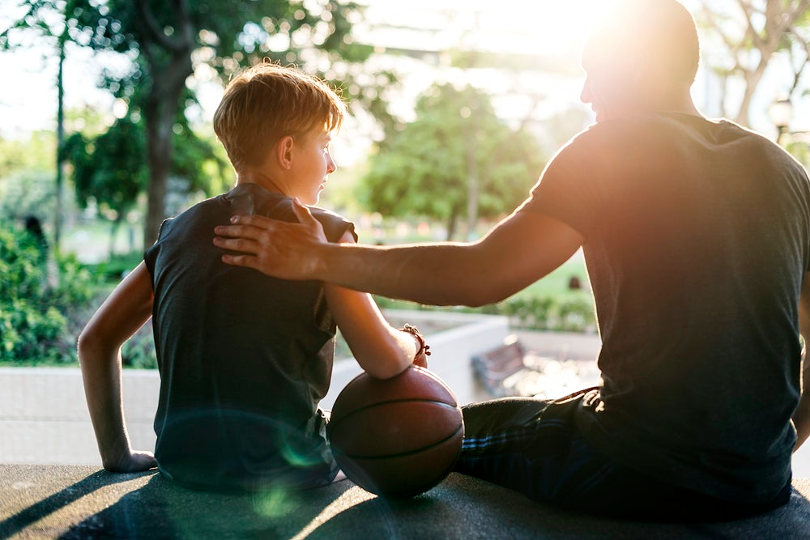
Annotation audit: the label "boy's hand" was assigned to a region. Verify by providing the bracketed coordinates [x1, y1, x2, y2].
[213, 199, 328, 280]
[413, 351, 429, 369]
[104, 450, 157, 473]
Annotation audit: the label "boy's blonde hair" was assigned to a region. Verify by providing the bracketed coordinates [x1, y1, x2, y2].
[213, 63, 346, 171]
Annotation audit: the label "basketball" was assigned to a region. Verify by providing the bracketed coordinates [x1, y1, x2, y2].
[327, 365, 464, 498]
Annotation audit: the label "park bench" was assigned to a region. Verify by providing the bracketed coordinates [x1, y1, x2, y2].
[471, 335, 535, 397]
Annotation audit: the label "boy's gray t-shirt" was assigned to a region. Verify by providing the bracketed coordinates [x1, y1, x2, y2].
[144, 183, 356, 491]
[520, 113, 810, 503]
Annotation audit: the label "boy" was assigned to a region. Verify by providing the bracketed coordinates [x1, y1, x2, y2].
[78, 63, 428, 492]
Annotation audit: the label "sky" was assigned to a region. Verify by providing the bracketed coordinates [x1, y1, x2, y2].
[0, 1, 596, 137]
[0, 0, 803, 147]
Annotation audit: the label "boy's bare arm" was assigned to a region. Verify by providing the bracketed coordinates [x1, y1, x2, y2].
[795, 272, 810, 452]
[213, 200, 584, 307]
[324, 230, 425, 379]
[78, 262, 156, 472]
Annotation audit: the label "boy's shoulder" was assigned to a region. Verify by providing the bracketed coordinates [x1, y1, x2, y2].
[157, 193, 230, 237]
[157, 185, 356, 244]
[308, 206, 357, 243]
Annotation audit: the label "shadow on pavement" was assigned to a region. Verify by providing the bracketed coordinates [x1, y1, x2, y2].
[57, 473, 353, 539]
[0, 469, 157, 538]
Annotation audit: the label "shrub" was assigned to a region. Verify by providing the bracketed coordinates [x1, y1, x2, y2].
[88, 251, 144, 283]
[121, 319, 157, 369]
[0, 222, 98, 364]
[372, 291, 596, 334]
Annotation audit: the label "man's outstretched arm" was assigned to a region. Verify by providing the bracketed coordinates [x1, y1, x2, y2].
[213, 200, 584, 307]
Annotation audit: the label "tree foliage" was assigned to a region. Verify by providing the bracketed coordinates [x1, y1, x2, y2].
[0, 222, 96, 364]
[62, 102, 227, 252]
[0, 132, 57, 224]
[695, 0, 810, 125]
[65, 117, 147, 219]
[362, 84, 545, 240]
[5, 0, 385, 245]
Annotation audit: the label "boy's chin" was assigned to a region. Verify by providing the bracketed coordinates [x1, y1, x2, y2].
[301, 193, 320, 206]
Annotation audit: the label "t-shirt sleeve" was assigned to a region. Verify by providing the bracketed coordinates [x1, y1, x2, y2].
[517, 130, 602, 238]
[310, 208, 358, 244]
[143, 218, 172, 281]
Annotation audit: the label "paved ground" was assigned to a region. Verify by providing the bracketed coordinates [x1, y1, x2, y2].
[2, 330, 810, 538]
[1, 465, 808, 539]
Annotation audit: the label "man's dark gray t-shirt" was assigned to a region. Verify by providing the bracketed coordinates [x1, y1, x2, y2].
[520, 113, 810, 503]
[144, 183, 356, 491]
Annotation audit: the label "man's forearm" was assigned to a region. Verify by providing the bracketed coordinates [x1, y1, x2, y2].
[215, 205, 584, 306]
[316, 241, 495, 306]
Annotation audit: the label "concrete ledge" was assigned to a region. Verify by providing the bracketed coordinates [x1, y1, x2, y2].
[0, 311, 510, 467]
[1, 465, 808, 539]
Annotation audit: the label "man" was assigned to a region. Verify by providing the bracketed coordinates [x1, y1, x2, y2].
[213, 0, 810, 520]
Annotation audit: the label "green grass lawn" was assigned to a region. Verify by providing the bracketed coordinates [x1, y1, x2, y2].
[513, 256, 589, 300]
[376, 254, 591, 308]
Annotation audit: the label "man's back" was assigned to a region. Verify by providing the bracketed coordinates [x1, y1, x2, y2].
[524, 113, 810, 502]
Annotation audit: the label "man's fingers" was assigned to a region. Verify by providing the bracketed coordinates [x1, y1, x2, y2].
[221, 253, 261, 270]
[228, 214, 275, 228]
[212, 236, 261, 254]
[214, 223, 269, 240]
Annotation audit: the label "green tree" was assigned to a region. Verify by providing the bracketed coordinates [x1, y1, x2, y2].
[1, 0, 85, 249]
[63, 106, 227, 255]
[63, 117, 146, 255]
[696, 0, 810, 126]
[0, 131, 57, 224]
[362, 84, 545, 240]
[0, 221, 96, 364]
[51, 0, 375, 245]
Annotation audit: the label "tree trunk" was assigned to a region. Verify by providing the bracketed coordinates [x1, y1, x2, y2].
[109, 214, 123, 256]
[465, 129, 479, 241]
[54, 33, 66, 253]
[734, 60, 769, 126]
[143, 92, 173, 246]
[446, 206, 458, 241]
[137, 0, 195, 246]
[142, 53, 192, 246]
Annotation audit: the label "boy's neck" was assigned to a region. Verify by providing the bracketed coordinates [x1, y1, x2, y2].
[236, 170, 286, 197]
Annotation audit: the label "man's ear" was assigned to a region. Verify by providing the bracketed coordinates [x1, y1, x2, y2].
[276, 135, 295, 170]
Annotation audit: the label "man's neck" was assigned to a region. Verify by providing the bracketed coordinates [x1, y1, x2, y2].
[649, 89, 701, 118]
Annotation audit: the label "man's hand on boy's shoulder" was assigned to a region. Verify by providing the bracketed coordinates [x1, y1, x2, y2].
[213, 198, 329, 281]
[104, 450, 157, 473]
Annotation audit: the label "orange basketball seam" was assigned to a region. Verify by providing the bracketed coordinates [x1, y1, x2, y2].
[327, 399, 460, 433]
[330, 424, 464, 460]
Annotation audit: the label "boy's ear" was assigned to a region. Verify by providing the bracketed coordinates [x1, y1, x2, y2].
[276, 135, 295, 170]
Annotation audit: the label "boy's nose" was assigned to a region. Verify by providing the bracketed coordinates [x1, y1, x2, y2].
[327, 154, 337, 174]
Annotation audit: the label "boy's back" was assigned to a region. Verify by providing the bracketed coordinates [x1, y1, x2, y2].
[145, 182, 355, 491]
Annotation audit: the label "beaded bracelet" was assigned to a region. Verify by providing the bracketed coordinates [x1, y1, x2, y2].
[401, 324, 431, 358]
